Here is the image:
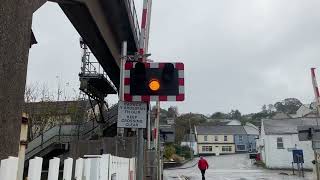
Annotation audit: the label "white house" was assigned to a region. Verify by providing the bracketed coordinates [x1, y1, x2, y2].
[258, 118, 316, 169]
[181, 134, 198, 155]
[195, 125, 247, 155]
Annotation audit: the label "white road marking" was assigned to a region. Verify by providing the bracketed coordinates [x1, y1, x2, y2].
[177, 175, 187, 180]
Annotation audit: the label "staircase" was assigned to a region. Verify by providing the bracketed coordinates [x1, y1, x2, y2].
[25, 104, 118, 160]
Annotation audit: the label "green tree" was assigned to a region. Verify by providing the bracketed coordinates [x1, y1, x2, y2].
[262, 105, 267, 113]
[274, 98, 302, 114]
[267, 104, 275, 113]
[168, 106, 178, 118]
[164, 144, 176, 159]
[210, 112, 227, 119]
[229, 109, 242, 119]
[175, 113, 207, 143]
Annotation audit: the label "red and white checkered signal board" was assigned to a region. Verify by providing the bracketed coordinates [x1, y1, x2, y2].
[123, 62, 185, 102]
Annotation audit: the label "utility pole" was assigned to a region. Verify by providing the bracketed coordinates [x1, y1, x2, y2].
[311, 68, 320, 180]
[155, 101, 161, 180]
[16, 113, 28, 180]
[116, 41, 128, 157]
[189, 118, 194, 159]
[137, 0, 153, 179]
[146, 0, 153, 151]
[147, 105, 151, 149]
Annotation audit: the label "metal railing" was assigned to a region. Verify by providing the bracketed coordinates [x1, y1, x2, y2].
[25, 104, 119, 159]
[124, 0, 141, 48]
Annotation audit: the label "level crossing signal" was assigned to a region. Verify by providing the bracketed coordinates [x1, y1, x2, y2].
[123, 62, 185, 102]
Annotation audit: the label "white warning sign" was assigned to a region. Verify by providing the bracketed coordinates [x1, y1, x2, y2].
[117, 101, 147, 128]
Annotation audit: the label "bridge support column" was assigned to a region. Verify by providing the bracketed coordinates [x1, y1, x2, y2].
[0, 0, 45, 159]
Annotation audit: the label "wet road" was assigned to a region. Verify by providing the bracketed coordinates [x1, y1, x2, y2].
[164, 154, 313, 180]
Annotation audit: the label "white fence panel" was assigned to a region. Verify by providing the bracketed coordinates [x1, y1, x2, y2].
[84, 158, 92, 179]
[0, 156, 19, 180]
[48, 157, 60, 180]
[129, 158, 135, 180]
[100, 154, 110, 180]
[63, 158, 73, 180]
[28, 157, 43, 180]
[88, 158, 99, 180]
[0, 154, 135, 180]
[115, 156, 120, 180]
[75, 158, 84, 180]
[109, 155, 116, 180]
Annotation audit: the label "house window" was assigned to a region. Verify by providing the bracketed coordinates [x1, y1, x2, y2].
[204, 135, 208, 142]
[202, 146, 212, 152]
[277, 137, 284, 149]
[222, 146, 232, 152]
[237, 145, 246, 151]
[239, 135, 243, 142]
[214, 136, 218, 141]
[224, 136, 228, 141]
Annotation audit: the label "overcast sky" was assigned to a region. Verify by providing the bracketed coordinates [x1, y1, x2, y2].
[28, 0, 320, 115]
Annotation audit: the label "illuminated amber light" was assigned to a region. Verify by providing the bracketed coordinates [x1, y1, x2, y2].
[149, 79, 160, 91]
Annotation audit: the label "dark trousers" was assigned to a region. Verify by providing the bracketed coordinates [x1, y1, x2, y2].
[201, 169, 206, 180]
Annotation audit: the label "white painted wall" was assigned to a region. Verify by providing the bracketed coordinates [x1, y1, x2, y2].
[181, 141, 198, 155]
[197, 144, 235, 155]
[261, 134, 313, 169]
[197, 135, 234, 143]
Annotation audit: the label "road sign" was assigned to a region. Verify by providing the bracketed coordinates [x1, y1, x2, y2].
[117, 101, 147, 128]
[166, 118, 175, 125]
[292, 149, 304, 163]
[123, 62, 184, 102]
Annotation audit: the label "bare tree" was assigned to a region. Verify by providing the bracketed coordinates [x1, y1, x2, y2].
[24, 83, 54, 139]
[24, 82, 88, 140]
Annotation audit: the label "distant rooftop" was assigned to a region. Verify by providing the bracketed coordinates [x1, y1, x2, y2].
[244, 123, 259, 135]
[195, 125, 246, 135]
[263, 118, 319, 135]
[204, 119, 241, 126]
[23, 100, 91, 115]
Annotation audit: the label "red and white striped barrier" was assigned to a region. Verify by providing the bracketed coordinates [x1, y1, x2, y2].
[139, 0, 149, 56]
[311, 68, 320, 105]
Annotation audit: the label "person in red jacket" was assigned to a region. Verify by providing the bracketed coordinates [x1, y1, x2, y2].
[198, 156, 209, 180]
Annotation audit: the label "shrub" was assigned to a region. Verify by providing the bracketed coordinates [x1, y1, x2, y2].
[175, 145, 192, 159]
[164, 145, 176, 160]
